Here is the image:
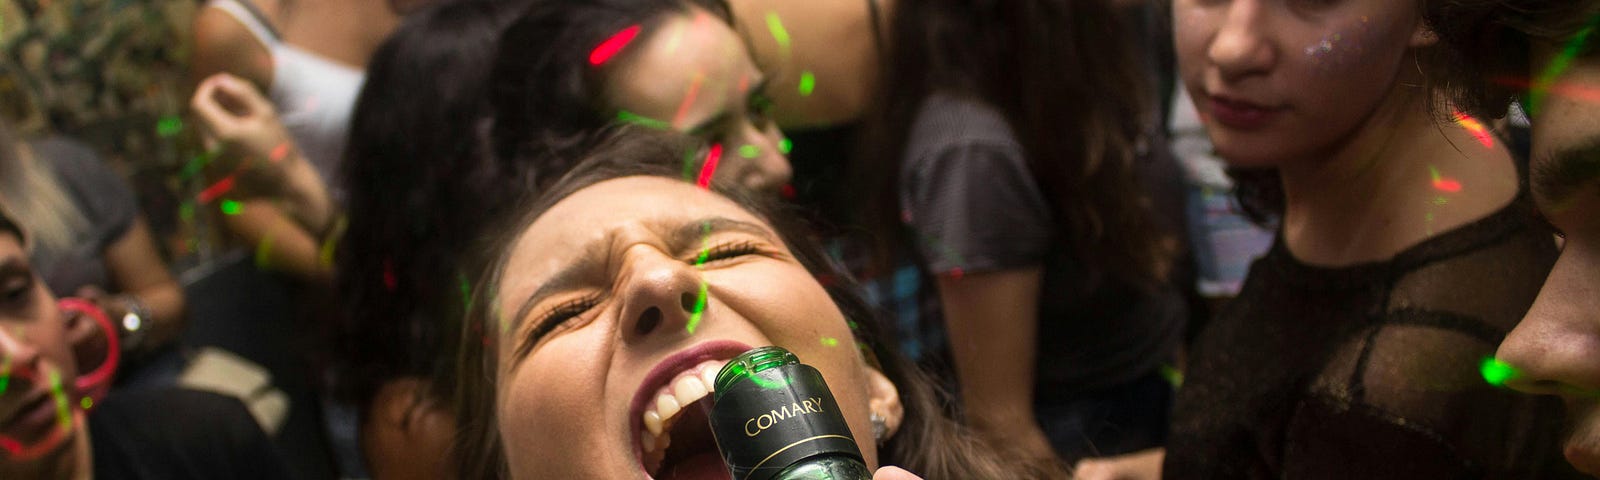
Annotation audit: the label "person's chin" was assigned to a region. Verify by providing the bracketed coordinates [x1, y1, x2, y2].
[1208, 138, 1288, 170]
[1564, 399, 1600, 476]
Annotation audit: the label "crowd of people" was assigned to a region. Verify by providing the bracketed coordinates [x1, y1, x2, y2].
[1, 0, 1598, 478]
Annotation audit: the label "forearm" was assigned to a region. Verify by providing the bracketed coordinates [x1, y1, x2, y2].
[935, 268, 1051, 450]
[273, 147, 336, 234]
[225, 201, 333, 285]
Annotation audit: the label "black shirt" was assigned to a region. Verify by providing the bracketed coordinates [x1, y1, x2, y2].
[1165, 196, 1580, 478]
[89, 388, 291, 479]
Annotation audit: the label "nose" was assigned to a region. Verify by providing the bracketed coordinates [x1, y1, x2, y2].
[730, 124, 792, 194]
[617, 247, 707, 345]
[0, 326, 42, 381]
[1496, 250, 1600, 396]
[1207, 1, 1276, 80]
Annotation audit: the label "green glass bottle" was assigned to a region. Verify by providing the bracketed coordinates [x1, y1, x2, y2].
[709, 346, 873, 480]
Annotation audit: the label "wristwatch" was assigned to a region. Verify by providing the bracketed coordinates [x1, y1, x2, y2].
[114, 294, 152, 353]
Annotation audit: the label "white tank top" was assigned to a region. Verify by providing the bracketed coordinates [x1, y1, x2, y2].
[206, 0, 364, 202]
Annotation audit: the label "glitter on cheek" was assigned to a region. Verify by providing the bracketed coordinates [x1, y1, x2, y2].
[1305, 17, 1372, 72]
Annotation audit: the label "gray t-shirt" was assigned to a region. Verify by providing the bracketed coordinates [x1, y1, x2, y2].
[29, 136, 138, 297]
[898, 93, 1184, 400]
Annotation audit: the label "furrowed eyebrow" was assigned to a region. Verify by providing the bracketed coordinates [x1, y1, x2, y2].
[668, 216, 775, 254]
[508, 239, 609, 333]
[1532, 137, 1600, 205]
[505, 216, 774, 332]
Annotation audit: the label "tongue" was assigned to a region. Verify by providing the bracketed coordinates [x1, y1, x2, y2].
[657, 452, 733, 480]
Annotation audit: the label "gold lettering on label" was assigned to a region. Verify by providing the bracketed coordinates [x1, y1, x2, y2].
[744, 398, 826, 437]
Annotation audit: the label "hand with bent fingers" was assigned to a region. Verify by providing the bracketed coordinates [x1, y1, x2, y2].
[189, 72, 309, 198]
[190, 72, 335, 232]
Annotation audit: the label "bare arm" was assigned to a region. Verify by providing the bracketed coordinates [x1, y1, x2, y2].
[191, 73, 334, 232]
[190, 6, 275, 90]
[935, 267, 1057, 463]
[223, 200, 332, 285]
[99, 218, 186, 351]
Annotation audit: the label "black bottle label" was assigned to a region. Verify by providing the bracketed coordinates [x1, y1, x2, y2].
[709, 362, 864, 480]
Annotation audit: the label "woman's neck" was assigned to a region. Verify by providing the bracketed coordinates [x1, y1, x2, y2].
[1278, 78, 1519, 267]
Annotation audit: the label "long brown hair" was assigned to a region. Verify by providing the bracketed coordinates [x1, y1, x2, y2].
[855, 0, 1172, 288]
[452, 130, 1067, 479]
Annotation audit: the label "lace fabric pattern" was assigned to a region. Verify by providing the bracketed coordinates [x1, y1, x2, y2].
[1165, 196, 1583, 479]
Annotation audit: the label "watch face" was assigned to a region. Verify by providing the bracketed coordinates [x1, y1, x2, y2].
[121, 313, 142, 333]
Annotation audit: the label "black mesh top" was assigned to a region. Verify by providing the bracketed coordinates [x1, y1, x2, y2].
[1165, 196, 1582, 478]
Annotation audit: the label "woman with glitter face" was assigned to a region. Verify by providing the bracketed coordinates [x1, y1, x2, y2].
[1076, 0, 1582, 478]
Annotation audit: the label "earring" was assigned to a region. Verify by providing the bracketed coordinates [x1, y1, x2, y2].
[870, 411, 888, 443]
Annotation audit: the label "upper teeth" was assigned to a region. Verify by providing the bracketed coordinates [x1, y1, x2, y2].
[641, 359, 725, 468]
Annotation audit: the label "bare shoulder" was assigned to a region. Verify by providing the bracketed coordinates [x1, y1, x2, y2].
[191, 5, 274, 88]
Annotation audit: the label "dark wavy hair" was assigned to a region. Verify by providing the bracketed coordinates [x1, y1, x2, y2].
[856, 0, 1174, 288]
[453, 130, 1066, 479]
[1232, 0, 1600, 224]
[487, 0, 732, 190]
[1421, 0, 1600, 120]
[332, 0, 526, 408]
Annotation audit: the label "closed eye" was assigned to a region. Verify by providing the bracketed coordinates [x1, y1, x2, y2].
[692, 240, 764, 266]
[517, 293, 603, 358]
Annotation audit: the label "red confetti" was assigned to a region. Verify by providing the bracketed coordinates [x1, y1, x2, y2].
[270, 143, 291, 163]
[382, 259, 398, 291]
[1432, 178, 1462, 193]
[673, 73, 705, 127]
[198, 176, 237, 204]
[948, 267, 965, 281]
[780, 184, 796, 199]
[589, 25, 642, 66]
[696, 144, 723, 189]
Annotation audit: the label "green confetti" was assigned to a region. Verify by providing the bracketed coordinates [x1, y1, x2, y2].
[1481, 357, 1518, 387]
[80, 397, 93, 410]
[764, 12, 792, 52]
[739, 144, 760, 159]
[220, 199, 242, 215]
[686, 282, 709, 334]
[617, 110, 670, 130]
[820, 337, 839, 347]
[1160, 364, 1184, 388]
[798, 71, 816, 97]
[179, 152, 212, 180]
[156, 116, 184, 137]
[778, 138, 793, 154]
[1530, 15, 1600, 115]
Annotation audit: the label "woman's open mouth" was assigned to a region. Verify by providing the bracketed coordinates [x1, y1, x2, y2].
[631, 340, 752, 479]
